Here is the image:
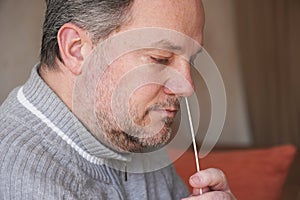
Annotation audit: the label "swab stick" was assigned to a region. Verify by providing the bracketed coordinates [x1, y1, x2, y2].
[185, 97, 203, 195]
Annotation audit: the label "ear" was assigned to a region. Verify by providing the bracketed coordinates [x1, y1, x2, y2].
[57, 23, 93, 75]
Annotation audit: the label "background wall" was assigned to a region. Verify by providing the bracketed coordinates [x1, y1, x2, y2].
[0, 0, 252, 146]
[0, 0, 44, 101]
[235, 0, 300, 147]
[202, 0, 251, 146]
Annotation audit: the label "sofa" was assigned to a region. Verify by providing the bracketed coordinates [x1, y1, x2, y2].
[172, 144, 297, 200]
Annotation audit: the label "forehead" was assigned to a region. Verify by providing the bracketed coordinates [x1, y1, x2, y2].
[122, 0, 205, 45]
[98, 28, 202, 64]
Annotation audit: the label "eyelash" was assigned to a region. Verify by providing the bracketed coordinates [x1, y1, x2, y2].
[150, 56, 171, 65]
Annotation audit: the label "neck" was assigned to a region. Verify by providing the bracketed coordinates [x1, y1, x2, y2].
[39, 63, 75, 111]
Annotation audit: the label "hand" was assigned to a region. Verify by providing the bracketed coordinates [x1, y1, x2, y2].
[182, 168, 236, 200]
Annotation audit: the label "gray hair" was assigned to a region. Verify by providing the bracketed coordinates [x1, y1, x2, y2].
[40, 0, 134, 69]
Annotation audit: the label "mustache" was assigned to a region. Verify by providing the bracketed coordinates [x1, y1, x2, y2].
[144, 97, 181, 116]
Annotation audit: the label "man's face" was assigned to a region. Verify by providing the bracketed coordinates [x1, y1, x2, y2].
[93, 0, 204, 152]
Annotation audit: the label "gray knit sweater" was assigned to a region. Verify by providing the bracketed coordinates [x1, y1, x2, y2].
[0, 66, 189, 200]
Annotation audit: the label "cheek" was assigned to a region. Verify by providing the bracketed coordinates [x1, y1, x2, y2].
[130, 84, 162, 108]
[96, 61, 125, 96]
[97, 52, 163, 110]
[94, 69, 118, 111]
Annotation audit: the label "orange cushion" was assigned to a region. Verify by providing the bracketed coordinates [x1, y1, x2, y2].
[172, 145, 296, 200]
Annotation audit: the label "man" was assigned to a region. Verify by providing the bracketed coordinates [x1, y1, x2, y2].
[0, 0, 235, 199]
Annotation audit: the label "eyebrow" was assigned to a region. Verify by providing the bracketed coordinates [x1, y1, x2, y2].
[150, 40, 183, 53]
[149, 39, 203, 60]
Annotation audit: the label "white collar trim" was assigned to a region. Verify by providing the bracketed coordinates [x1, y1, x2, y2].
[17, 87, 104, 165]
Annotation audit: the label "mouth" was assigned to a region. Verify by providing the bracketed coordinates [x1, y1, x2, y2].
[143, 98, 180, 120]
[151, 108, 178, 118]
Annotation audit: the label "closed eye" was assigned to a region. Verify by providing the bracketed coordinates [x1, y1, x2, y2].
[150, 56, 171, 65]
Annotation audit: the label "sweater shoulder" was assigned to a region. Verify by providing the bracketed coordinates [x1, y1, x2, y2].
[0, 114, 120, 200]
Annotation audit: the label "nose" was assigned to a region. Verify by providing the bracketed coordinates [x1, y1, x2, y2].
[163, 59, 195, 97]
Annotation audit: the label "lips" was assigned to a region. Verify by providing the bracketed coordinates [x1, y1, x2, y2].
[152, 108, 178, 118]
[145, 98, 180, 119]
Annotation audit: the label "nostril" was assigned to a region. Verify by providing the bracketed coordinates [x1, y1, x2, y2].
[163, 86, 176, 95]
[163, 76, 195, 97]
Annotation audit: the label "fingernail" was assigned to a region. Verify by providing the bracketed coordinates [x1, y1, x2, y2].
[190, 175, 201, 185]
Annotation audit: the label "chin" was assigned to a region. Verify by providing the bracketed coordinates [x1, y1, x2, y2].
[127, 127, 173, 153]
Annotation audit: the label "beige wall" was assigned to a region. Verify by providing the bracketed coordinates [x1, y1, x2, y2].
[0, 0, 252, 146]
[0, 0, 44, 102]
[202, 0, 252, 146]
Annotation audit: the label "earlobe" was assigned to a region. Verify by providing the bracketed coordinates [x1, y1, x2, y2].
[57, 23, 93, 75]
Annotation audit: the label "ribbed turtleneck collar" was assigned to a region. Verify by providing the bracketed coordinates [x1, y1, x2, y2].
[20, 65, 131, 165]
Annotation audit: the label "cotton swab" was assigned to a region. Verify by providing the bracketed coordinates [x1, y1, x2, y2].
[185, 97, 203, 195]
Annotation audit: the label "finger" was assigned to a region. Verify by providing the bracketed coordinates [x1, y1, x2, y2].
[182, 191, 236, 200]
[199, 191, 236, 200]
[192, 187, 209, 196]
[189, 168, 230, 192]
